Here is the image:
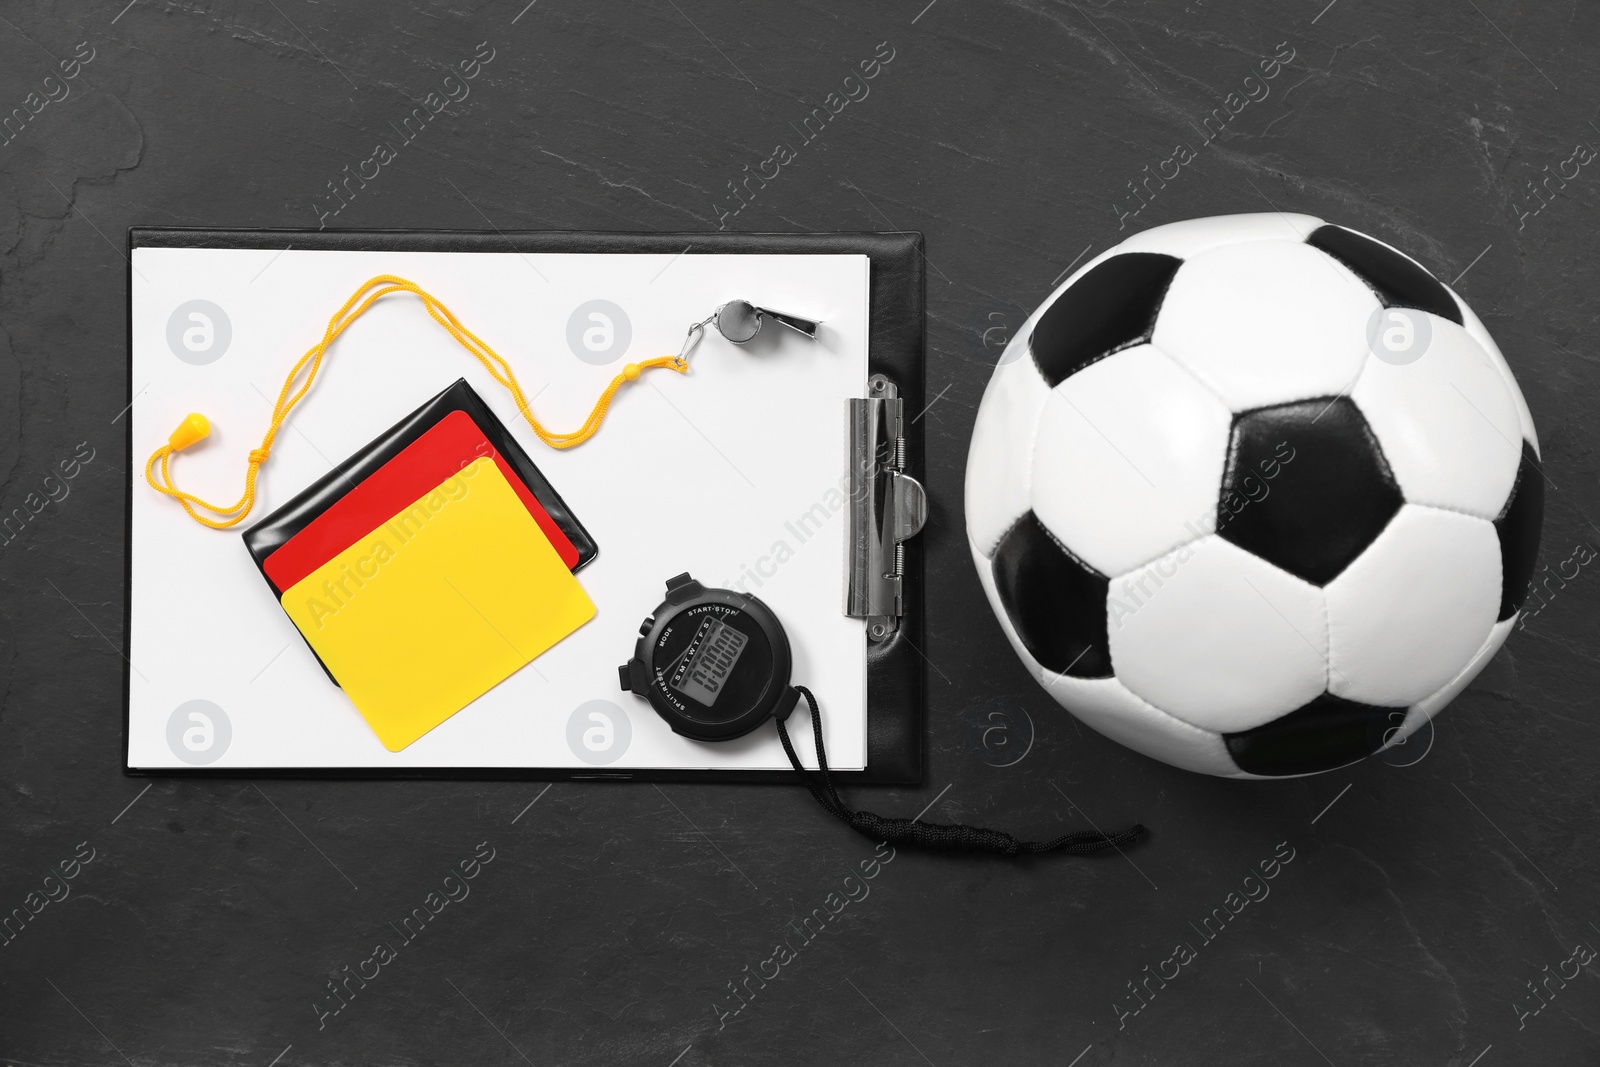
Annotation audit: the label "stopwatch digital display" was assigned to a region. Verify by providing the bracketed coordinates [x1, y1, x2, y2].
[670, 614, 750, 706]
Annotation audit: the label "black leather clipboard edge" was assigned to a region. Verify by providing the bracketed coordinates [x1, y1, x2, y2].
[123, 228, 926, 786]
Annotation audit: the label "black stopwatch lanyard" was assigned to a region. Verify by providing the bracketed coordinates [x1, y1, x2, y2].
[774, 686, 1146, 857]
[621, 574, 1147, 858]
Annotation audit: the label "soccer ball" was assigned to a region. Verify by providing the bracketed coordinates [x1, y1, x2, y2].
[966, 214, 1543, 778]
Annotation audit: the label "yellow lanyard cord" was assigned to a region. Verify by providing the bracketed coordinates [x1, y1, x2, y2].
[145, 274, 689, 529]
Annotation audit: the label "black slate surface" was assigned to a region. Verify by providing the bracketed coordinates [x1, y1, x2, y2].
[1, 2, 1597, 1065]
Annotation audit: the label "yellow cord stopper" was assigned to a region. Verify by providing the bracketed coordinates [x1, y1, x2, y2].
[168, 413, 210, 451]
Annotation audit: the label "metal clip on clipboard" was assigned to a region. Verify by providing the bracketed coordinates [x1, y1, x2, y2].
[846, 374, 927, 643]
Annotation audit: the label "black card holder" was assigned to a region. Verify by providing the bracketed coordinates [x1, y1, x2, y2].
[241, 377, 596, 578]
[237, 378, 596, 689]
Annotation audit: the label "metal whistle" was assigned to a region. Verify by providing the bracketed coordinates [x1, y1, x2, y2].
[713, 300, 821, 344]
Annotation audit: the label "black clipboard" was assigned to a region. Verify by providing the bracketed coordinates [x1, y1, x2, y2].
[124, 228, 926, 785]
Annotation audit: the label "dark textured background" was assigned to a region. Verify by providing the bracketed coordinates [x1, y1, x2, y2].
[1, 1, 1597, 1064]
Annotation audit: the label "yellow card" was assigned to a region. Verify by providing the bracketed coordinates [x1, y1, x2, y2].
[281, 456, 595, 751]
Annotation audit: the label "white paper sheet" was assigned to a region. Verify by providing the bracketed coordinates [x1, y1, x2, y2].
[127, 247, 869, 771]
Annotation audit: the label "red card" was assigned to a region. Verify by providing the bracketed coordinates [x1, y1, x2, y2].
[263, 409, 579, 592]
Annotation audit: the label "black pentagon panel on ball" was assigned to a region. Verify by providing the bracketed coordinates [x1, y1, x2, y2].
[1306, 224, 1463, 325]
[991, 512, 1112, 678]
[1494, 440, 1545, 620]
[1029, 253, 1182, 387]
[1225, 692, 1403, 776]
[1216, 397, 1403, 586]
